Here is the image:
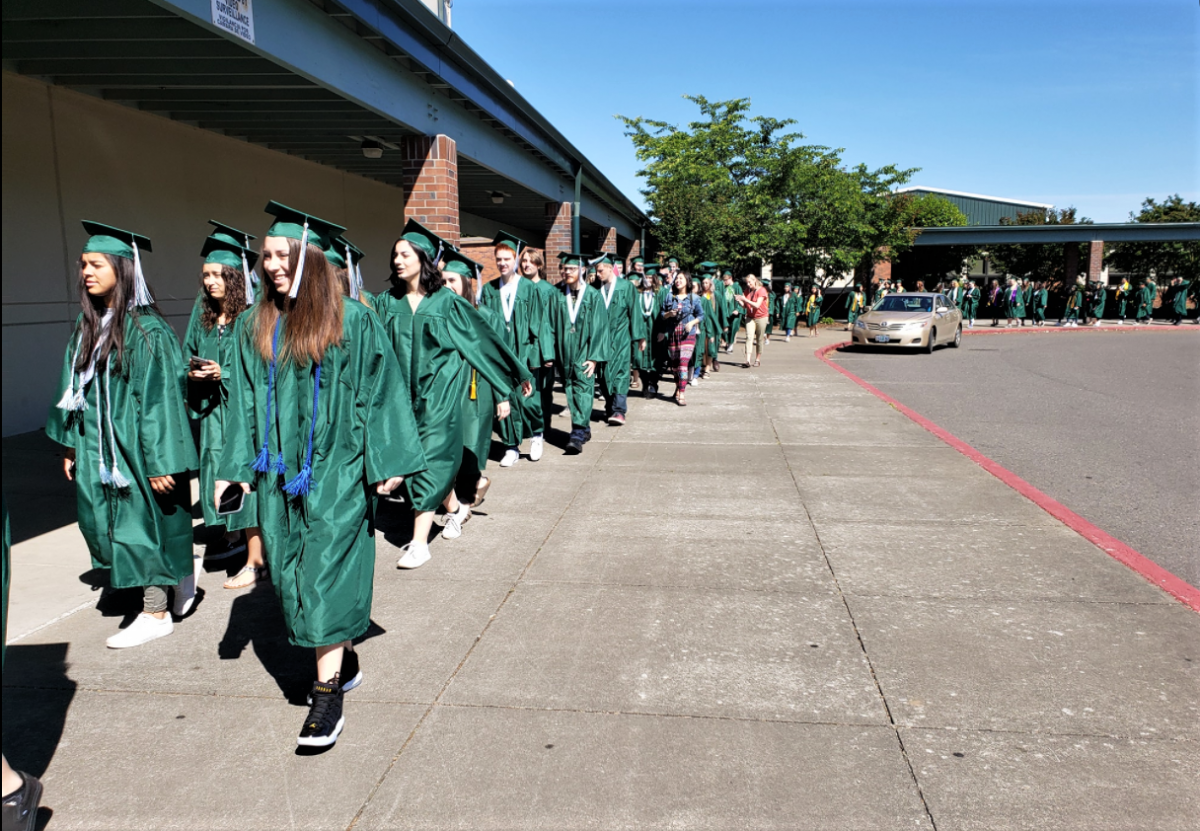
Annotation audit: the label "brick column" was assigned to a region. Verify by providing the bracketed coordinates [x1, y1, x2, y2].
[544, 201, 572, 284]
[627, 238, 642, 264]
[599, 227, 617, 258]
[1064, 244, 1079, 285]
[401, 135, 459, 246]
[1087, 240, 1104, 281]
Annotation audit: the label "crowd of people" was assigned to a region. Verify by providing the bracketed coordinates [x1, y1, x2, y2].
[863, 271, 1195, 328]
[4, 203, 1197, 776]
[16, 206, 827, 761]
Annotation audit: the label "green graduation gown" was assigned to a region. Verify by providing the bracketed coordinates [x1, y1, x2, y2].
[597, 278, 646, 401]
[632, 288, 659, 372]
[529, 278, 559, 421]
[46, 311, 198, 590]
[217, 299, 426, 648]
[548, 284, 609, 428]
[722, 283, 744, 344]
[766, 292, 777, 335]
[1172, 282, 1191, 317]
[805, 294, 823, 328]
[1089, 286, 1106, 319]
[462, 305, 507, 474]
[183, 296, 243, 532]
[781, 294, 799, 330]
[1115, 281, 1132, 318]
[1033, 289, 1048, 321]
[846, 291, 866, 325]
[962, 287, 980, 319]
[1003, 285, 1026, 318]
[480, 277, 553, 446]
[375, 287, 529, 512]
[1136, 281, 1157, 321]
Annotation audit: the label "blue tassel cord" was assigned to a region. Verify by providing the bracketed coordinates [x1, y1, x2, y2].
[283, 363, 321, 498]
[251, 319, 283, 474]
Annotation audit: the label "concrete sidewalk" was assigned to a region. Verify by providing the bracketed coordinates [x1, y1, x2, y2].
[4, 329, 1197, 830]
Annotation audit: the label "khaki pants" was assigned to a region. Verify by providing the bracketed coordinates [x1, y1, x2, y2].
[744, 317, 768, 365]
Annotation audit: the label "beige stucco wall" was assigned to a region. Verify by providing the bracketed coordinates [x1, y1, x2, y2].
[2, 71, 409, 435]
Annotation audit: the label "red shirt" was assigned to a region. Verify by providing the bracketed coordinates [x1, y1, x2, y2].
[745, 287, 769, 319]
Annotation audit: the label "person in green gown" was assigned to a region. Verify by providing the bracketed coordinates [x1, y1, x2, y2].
[1031, 281, 1049, 326]
[1115, 277, 1133, 324]
[329, 236, 375, 311]
[374, 220, 531, 569]
[593, 253, 646, 424]
[1002, 277, 1025, 327]
[700, 274, 725, 374]
[804, 285, 823, 337]
[47, 222, 199, 650]
[481, 232, 553, 467]
[518, 247, 559, 455]
[845, 284, 866, 330]
[765, 286, 777, 343]
[548, 252, 610, 454]
[441, 248, 517, 508]
[215, 202, 427, 748]
[1087, 278, 1106, 326]
[1020, 278, 1034, 326]
[1165, 276, 1189, 325]
[778, 283, 798, 340]
[720, 270, 743, 353]
[2, 497, 45, 828]
[634, 266, 663, 397]
[947, 279, 964, 310]
[183, 222, 267, 591]
[1136, 271, 1158, 324]
[1060, 278, 1084, 326]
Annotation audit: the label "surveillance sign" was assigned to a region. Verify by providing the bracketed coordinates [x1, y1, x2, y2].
[211, 0, 255, 45]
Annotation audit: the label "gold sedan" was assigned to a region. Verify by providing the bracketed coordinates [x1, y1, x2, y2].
[850, 292, 963, 352]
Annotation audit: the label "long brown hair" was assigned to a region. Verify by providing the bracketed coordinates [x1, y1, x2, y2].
[334, 267, 373, 310]
[253, 238, 343, 365]
[200, 265, 248, 331]
[521, 248, 546, 280]
[74, 254, 160, 375]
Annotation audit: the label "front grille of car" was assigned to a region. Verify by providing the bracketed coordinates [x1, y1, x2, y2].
[865, 321, 908, 331]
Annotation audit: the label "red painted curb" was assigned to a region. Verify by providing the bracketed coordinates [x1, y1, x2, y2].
[816, 341, 1200, 612]
[962, 324, 1200, 336]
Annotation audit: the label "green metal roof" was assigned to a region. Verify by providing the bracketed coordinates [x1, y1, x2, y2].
[898, 187, 1054, 226]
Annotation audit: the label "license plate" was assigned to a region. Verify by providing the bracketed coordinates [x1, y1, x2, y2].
[874, 335, 891, 343]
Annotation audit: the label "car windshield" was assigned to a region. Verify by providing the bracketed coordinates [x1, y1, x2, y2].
[874, 296, 932, 313]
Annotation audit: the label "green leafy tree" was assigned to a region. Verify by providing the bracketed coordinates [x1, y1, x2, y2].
[988, 207, 1093, 284]
[1108, 195, 1200, 280]
[891, 193, 978, 283]
[618, 96, 920, 284]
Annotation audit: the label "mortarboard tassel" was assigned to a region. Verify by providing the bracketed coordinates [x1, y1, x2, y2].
[287, 220, 309, 300]
[346, 247, 360, 301]
[131, 241, 154, 308]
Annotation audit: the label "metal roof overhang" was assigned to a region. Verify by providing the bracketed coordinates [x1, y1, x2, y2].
[2, 0, 646, 240]
[912, 223, 1200, 246]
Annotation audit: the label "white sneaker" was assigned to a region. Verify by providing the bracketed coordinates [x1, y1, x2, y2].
[529, 435, 544, 462]
[107, 613, 173, 649]
[441, 505, 470, 540]
[396, 542, 431, 569]
[499, 448, 519, 468]
[173, 573, 196, 617]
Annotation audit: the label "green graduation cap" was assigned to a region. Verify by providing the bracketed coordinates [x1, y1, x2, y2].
[722, 268, 734, 278]
[590, 253, 614, 266]
[666, 256, 680, 265]
[324, 242, 347, 270]
[630, 256, 644, 265]
[442, 248, 485, 282]
[206, 220, 260, 301]
[558, 251, 588, 268]
[399, 218, 445, 262]
[81, 221, 154, 306]
[697, 261, 718, 273]
[263, 202, 346, 298]
[643, 263, 661, 275]
[201, 235, 258, 271]
[492, 231, 527, 255]
[207, 220, 256, 250]
[335, 236, 367, 300]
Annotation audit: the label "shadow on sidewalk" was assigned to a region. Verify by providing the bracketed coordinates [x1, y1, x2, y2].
[2, 432, 77, 545]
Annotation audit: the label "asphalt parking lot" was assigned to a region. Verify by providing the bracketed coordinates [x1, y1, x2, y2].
[830, 330, 1200, 587]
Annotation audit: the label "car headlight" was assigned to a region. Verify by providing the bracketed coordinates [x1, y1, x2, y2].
[854, 319, 867, 328]
[904, 319, 931, 330]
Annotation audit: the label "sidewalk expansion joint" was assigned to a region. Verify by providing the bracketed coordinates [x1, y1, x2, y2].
[344, 427, 617, 831]
[757, 368, 940, 831]
[431, 700, 889, 728]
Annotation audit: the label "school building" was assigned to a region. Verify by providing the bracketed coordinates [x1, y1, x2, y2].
[1, 0, 649, 435]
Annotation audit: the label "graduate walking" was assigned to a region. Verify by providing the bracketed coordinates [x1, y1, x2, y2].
[184, 222, 267, 590]
[1003, 277, 1026, 327]
[481, 233, 553, 466]
[803, 285, 823, 337]
[215, 203, 427, 748]
[48, 223, 200, 649]
[518, 247, 559, 443]
[548, 253, 609, 453]
[1136, 273, 1158, 324]
[845, 284, 866, 330]
[593, 253, 646, 425]
[720, 270, 743, 353]
[1115, 277, 1133, 324]
[1031, 281, 1049, 326]
[632, 268, 662, 397]
[780, 284, 799, 340]
[374, 221, 531, 569]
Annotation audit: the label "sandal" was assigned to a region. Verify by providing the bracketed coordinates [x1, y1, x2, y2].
[224, 565, 264, 590]
[753, 360, 761, 367]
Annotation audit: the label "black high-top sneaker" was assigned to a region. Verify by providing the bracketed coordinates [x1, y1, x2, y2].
[1, 771, 43, 831]
[298, 677, 345, 747]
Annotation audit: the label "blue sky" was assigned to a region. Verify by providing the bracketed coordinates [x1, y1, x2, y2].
[456, 0, 1198, 222]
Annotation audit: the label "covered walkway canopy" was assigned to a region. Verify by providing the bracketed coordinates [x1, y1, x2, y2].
[912, 223, 1200, 246]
